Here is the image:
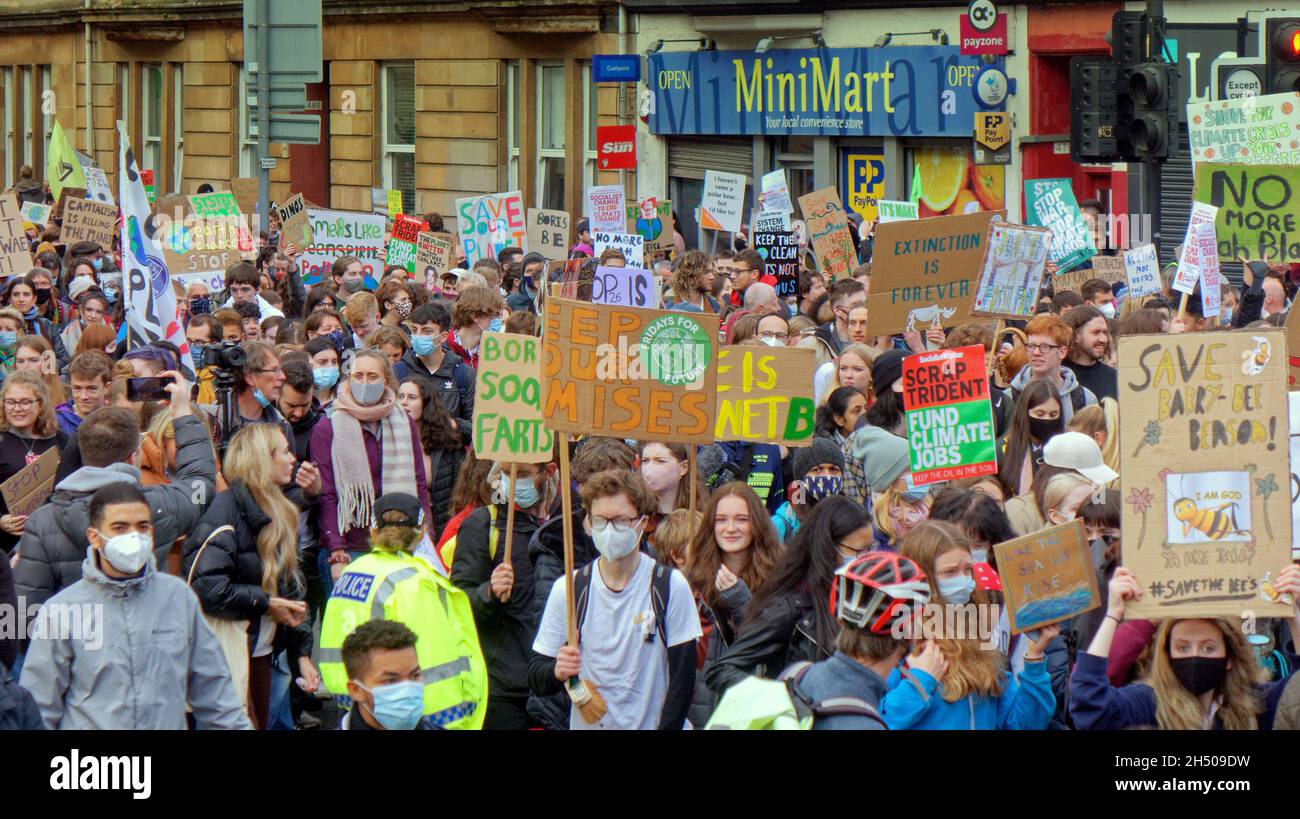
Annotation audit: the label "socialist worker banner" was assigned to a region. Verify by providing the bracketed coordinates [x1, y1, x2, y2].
[901, 345, 997, 485]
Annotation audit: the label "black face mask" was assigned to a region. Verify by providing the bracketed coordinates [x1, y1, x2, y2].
[1028, 416, 1062, 443]
[1170, 656, 1228, 696]
[35, 288, 51, 305]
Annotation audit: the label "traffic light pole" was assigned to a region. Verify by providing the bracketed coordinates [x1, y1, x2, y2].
[1137, 0, 1164, 252]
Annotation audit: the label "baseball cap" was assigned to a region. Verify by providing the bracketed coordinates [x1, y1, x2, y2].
[1043, 431, 1118, 485]
[374, 492, 424, 528]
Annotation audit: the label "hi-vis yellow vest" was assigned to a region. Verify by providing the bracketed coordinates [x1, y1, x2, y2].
[319, 550, 488, 730]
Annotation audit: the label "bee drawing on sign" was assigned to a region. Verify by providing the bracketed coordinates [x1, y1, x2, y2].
[1241, 336, 1272, 376]
[1165, 471, 1252, 544]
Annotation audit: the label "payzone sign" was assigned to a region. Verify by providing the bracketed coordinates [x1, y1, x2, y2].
[843, 152, 885, 222]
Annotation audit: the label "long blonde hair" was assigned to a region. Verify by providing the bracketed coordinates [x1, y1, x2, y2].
[1145, 618, 1264, 730]
[222, 424, 301, 595]
[898, 520, 1004, 702]
[1069, 398, 1120, 477]
[821, 343, 877, 404]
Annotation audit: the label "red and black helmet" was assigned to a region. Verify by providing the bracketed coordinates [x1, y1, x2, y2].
[829, 552, 930, 635]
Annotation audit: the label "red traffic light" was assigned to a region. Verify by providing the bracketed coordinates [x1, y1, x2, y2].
[1274, 22, 1300, 60]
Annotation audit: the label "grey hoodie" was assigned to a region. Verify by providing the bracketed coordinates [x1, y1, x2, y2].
[19, 547, 252, 730]
[1004, 365, 1097, 425]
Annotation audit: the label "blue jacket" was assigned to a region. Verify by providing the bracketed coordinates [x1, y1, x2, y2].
[717, 441, 785, 514]
[772, 501, 799, 544]
[794, 652, 888, 731]
[882, 657, 1054, 730]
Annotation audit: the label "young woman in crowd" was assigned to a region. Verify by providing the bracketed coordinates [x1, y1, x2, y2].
[871, 474, 931, 551]
[15, 335, 65, 405]
[377, 278, 413, 328]
[184, 423, 318, 729]
[27, 267, 67, 328]
[813, 386, 867, 447]
[996, 378, 1062, 498]
[706, 496, 875, 695]
[927, 487, 1017, 569]
[1070, 565, 1300, 730]
[61, 289, 110, 356]
[303, 336, 340, 409]
[5, 274, 68, 369]
[639, 441, 704, 515]
[397, 375, 464, 536]
[819, 343, 875, 404]
[772, 438, 844, 544]
[0, 371, 68, 552]
[1067, 398, 1120, 480]
[881, 519, 1057, 730]
[75, 323, 117, 358]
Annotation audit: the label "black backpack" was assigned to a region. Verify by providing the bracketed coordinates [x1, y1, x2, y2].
[574, 559, 673, 647]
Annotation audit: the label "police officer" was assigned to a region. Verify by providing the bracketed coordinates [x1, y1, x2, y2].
[319, 492, 488, 729]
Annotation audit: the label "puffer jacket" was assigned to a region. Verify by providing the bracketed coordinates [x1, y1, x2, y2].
[12, 414, 218, 627]
[182, 481, 313, 663]
[426, 446, 464, 536]
[524, 500, 597, 630]
[688, 580, 751, 728]
[18, 547, 252, 729]
[0, 668, 43, 729]
[704, 586, 827, 696]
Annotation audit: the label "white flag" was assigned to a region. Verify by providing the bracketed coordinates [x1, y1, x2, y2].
[116, 120, 191, 377]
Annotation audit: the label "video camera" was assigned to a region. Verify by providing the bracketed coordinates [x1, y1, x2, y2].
[199, 341, 246, 372]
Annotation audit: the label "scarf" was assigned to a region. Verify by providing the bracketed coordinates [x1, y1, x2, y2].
[22, 308, 43, 337]
[330, 380, 418, 536]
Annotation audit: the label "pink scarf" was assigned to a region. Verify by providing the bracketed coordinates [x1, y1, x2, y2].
[330, 381, 418, 535]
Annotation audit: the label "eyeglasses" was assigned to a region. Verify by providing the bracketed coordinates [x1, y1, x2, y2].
[1025, 343, 1062, 353]
[590, 515, 645, 533]
[4, 398, 36, 409]
[758, 331, 790, 342]
[254, 366, 283, 376]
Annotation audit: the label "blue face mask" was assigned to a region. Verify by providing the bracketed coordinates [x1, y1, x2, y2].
[190, 348, 205, 372]
[488, 317, 503, 333]
[410, 334, 437, 357]
[802, 474, 843, 504]
[0, 331, 15, 349]
[92, 256, 105, 271]
[1221, 307, 1233, 325]
[355, 680, 424, 730]
[501, 473, 540, 509]
[253, 388, 271, 408]
[313, 366, 339, 390]
[938, 574, 975, 605]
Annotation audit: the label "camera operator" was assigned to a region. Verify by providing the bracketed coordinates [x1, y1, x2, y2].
[225, 340, 293, 447]
[186, 314, 223, 406]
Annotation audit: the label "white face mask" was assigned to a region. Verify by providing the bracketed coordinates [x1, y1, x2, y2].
[591, 519, 643, 560]
[97, 530, 152, 574]
[760, 336, 782, 347]
[1098, 302, 1116, 319]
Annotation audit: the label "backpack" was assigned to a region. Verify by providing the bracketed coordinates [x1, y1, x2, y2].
[704, 662, 886, 730]
[438, 504, 501, 569]
[574, 559, 673, 648]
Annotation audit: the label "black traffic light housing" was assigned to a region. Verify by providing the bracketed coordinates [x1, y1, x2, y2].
[1125, 62, 1179, 159]
[1267, 17, 1300, 94]
[1069, 58, 1120, 163]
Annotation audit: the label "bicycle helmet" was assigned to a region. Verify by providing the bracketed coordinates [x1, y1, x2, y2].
[830, 552, 930, 635]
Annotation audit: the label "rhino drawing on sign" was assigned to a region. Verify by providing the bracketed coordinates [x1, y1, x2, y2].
[904, 304, 957, 333]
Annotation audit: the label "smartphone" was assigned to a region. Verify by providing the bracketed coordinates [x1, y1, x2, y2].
[127, 376, 170, 402]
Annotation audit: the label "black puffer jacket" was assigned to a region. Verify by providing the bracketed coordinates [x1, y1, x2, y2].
[524, 501, 597, 630]
[182, 480, 313, 662]
[426, 446, 464, 536]
[704, 586, 827, 695]
[0, 669, 42, 729]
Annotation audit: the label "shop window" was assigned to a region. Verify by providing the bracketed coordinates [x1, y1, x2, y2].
[537, 62, 566, 210]
[382, 62, 416, 213]
[774, 136, 815, 215]
[905, 144, 1004, 217]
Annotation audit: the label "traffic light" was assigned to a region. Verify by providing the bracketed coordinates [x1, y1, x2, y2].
[1266, 16, 1300, 94]
[1070, 57, 1120, 162]
[1124, 62, 1179, 160]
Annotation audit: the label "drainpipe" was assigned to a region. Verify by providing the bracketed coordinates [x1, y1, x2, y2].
[84, 0, 94, 156]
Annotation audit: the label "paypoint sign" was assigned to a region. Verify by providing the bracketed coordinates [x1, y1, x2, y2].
[843, 151, 885, 222]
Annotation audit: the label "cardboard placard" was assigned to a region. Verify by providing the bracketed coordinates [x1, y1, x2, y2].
[473, 332, 555, 462]
[387, 189, 403, 216]
[867, 210, 1002, 337]
[1118, 328, 1293, 618]
[760, 169, 793, 215]
[187, 191, 246, 255]
[625, 198, 675, 255]
[970, 221, 1051, 320]
[299, 209, 386, 286]
[1289, 392, 1300, 560]
[585, 185, 626, 233]
[1052, 254, 1128, 297]
[1024, 178, 1097, 273]
[82, 165, 113, 206]
[993, 520, 1101, 635]
[230, 177, 259, 217]
[592, 230, 644, 267]
[52, 186, 85, 221]
[527, 208, 569, 261]
[1288, 307, 1300, 391]
[415, 231, 454, 281]
[901, 345, 998, 485]
[60, 198, 118, 249]
[701, 171, 745, 234]
[877, 200, 919, 223]
[1174, 201, 1220, 293]
[275, 193, 314, 249]
[541, 298, 719, 444]
[1193, 163, 1300, 263]
[752, 210, 790, 233]
[591, 265, 655, 308]
[754, 230, 799, 299]
[0, 194, 34, 276]
[0, 447, 60, 518]
[456, 191, 527, 265]
[797, 186, 856, 281]
[715, 345, 815, 445]
[1123, 244, 1162, 299]
[19, 202, 51, 225]
[1188, 92, 1300, 169]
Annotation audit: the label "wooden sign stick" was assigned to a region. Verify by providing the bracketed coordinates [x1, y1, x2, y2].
[688, 447, 698, 517]
[502, 463, 517, 571]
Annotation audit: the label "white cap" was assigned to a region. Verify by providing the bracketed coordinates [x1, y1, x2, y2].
[68, 276, 96, 301]
[1043, 431, 1119, 485]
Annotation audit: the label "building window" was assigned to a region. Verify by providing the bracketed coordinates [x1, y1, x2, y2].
[20, 66, 33, 169]
[142, 64, 162, 175]
[536, 62, 565, 210]
[2, 68, 12, 187]
[506, 60, 520, 192]
[173, 66, 184, 192]
[40, 66, 51, 164]
[582, 62, 597, 188]
[237, 69, 256, 179]
[382, 62, 415, 214]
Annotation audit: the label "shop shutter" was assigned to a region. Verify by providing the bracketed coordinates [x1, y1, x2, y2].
[667, 136, 753, 181]
[1157, 127, 1193, 270]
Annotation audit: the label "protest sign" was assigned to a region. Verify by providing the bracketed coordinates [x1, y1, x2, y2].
[1124, 244, 1162, 299]
[1193, 222, 1222, 318]
[970, 222, 1051, 320]
[300, 209, 386, 286]
[0, 447, 60, 518]
[386, 189, 403, 216]
[473, 332, 554, 463]
[760, 169, 793, 215]
[752, 210, 790, 233]
[1050, 254, 1127, 297]
[877, 200, 919, 223]
[527, 208, 569, 261]
[701, 171, 745, 233]
[0, 194, 33, 277]
[867, 210, 1001, 337]
[798, 186, 856, 281]
[456, 191, 527, 265]
[1289, 308, 1300, 390]
[230, 177, 259, 217]
[52, 186, 85, 221]
[19, 201, 50, 225]
[593, 230, 644, 267]
[275, 193, 313, 249]
[541, 298, 718, 444]
[1193, 162, 1300, 263]
[1024, 178, 1097, 273]
[1118, 327, 1293, 618]
[386, 213, 426, 273]
[585, 185, 625, 233]
[1173, 201, 1220, 293]
[753, 230, 799, 299]
[715, 345, 815, 445]
[83, 165, 114, 206]
[1290, 392, 1300, 560]
[416, 231, 453, 280]
[187, 191, 246, 255]
[591, 265, 655, 309]
[993, 520, 1100, 635]
[61, 198, 118, 249]
[900, 345, 998, 485]
[626, 198, 675, 255]
[1188, 92, 1300, 169]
